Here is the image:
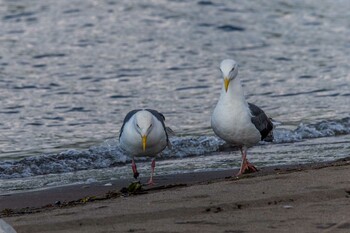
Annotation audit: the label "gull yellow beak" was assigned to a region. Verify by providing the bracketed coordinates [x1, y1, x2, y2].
[224, 78, 230, 92]
[142, 135, 147, 152]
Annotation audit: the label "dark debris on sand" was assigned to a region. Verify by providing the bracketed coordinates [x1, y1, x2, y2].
[0, 182, 187, 218]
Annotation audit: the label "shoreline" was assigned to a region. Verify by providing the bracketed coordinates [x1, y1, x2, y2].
[3, 156, 350, 232]
[1, 157, 350, 233]
[1, 156, 349, 216]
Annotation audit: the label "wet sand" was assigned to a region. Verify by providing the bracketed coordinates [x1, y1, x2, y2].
[2, 157, 350, 233]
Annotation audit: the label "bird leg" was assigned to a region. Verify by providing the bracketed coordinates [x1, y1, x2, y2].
[147, 158, 156, 185]
[236, 147, 258, 176]
[131, 159, 139, 179]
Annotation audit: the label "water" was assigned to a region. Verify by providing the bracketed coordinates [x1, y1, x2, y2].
[0, 0, 349, 194]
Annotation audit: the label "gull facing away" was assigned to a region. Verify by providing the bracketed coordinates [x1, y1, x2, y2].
[211, 59, 273, 176]
[119, 109, 172, 185]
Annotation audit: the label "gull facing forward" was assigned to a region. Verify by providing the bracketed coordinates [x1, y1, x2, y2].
[211, 59, 273, 176]
[119, 109, 171, 185]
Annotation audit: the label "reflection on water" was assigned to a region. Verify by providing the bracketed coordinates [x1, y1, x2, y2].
[0, 0, 349, 158]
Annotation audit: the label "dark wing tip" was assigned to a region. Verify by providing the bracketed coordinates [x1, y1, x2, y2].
[248, 103, 274, 140]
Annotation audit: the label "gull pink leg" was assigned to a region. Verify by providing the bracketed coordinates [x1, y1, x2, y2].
[131, 158, 139, 179]
[147, 158, 156, 185]
[236, 146, 257, 176]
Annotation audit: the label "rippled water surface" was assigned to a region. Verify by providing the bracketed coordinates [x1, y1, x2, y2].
[0, 0, 349, 193]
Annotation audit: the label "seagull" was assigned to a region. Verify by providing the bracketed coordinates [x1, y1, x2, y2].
[119, 109, 171, 185]
[211, 59, 273, 176]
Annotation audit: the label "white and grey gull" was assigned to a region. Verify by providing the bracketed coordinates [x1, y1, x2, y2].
[119, 109, 172, 185]
[211, 59, 273, 176]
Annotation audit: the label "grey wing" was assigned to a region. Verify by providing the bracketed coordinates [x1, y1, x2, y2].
[145, 109, 170, 144]
[248, 103, 273, 140]
[119, 109, 141, 139]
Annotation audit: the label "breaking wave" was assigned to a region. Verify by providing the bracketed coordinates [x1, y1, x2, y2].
[0, 118, 349, 179]
[273, 117, 350, 143]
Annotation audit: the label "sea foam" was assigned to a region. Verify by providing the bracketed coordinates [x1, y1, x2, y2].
[1, 118, 349, 179]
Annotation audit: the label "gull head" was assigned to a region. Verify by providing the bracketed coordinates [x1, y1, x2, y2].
[220, 59, 238, 92]
[134, 110, 153, 151]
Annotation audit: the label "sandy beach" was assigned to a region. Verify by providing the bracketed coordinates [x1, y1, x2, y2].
[1, 157, 350, 233]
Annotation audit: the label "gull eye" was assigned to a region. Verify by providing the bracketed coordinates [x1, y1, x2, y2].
[136, 124, 140, 128]
[231, 67, 235, 72]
